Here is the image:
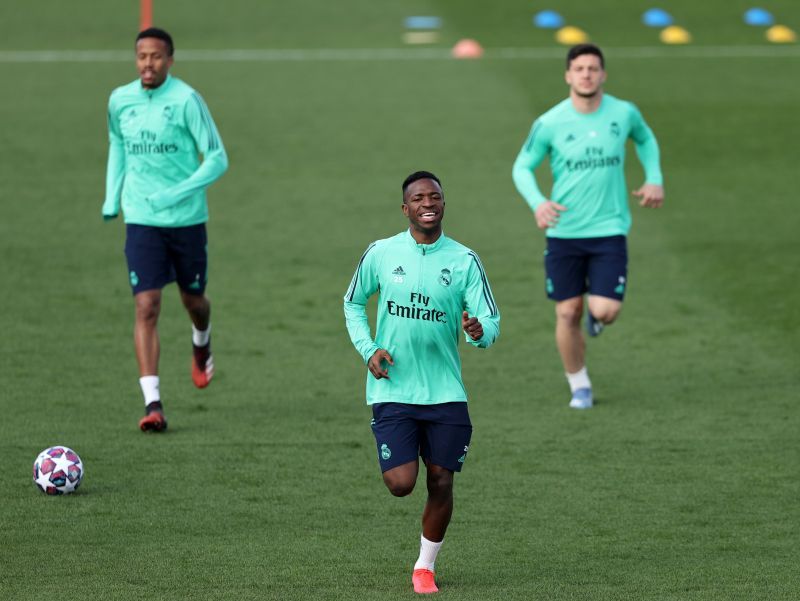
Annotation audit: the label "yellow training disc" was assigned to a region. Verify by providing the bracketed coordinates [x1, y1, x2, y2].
[766, 25, 797, 44]
[403, 31, 440, 45]
[660, 26, 691, 45]
[555, 26, 589, 45]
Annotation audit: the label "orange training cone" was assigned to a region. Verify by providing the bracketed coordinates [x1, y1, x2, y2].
[452, 39, 484, 59]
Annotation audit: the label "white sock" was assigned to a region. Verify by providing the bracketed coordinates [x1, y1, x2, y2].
[139, 376, 160, 406]
[566, 366, 591, 393]
[414, 535, 443, 571]
[192, 324, 210, 347]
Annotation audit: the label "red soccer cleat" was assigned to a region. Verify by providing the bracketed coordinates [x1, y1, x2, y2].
[191, 344, 214, 389]
[139, 410, 167, 432]
[412, 569, 438, 594]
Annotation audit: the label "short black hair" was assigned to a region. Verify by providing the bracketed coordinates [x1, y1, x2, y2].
[402, 171, 442, 194]
[136, 27, 174, 56]
[566, 43, 604, 69]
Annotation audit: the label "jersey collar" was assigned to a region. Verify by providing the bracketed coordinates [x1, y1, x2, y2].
[139, 74, 173, 98]
[404, 228, 446, 254]
[568, 92, 606, 117]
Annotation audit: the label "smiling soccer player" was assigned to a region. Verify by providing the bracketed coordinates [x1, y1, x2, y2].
[344, 171, 500, 594]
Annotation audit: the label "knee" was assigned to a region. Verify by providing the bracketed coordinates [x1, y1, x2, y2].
[384, 476, 415, 497]
[135, 296, 161, 323]
[426, 468, 453, 497]
[588, 299, 622, 324]
[555, 302, 583, 325]
[594, 306, 620, 324]
[182, 294, 209, 318]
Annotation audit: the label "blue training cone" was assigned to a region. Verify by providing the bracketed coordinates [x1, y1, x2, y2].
[404, 16, 442, 30]
[744, 8, 775, 27]
[534, 10, 564, 29]
[642, 8, 673, 28]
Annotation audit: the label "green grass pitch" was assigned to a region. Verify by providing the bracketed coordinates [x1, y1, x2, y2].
[1, 1, 798, 599]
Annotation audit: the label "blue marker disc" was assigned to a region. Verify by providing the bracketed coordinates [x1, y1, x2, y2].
[642, 8, 674, 28]
[744, 8, 775, 27]
[533, 10, 564, 29]
[405, 16, 442, 30]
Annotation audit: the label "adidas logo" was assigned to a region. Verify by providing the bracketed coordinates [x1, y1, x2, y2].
[565, 134, 576, 142]
[392, 266, 406, 276]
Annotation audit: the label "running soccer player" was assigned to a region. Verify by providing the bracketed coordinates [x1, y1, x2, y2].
[102, 28, 228, 431]
[344, 171, 500, 594]
[512, 43, 664, 410]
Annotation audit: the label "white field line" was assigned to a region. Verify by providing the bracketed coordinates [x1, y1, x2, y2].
[0, 45, 798, 63]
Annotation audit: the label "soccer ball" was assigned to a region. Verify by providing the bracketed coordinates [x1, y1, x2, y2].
[32, 446, 84, 495]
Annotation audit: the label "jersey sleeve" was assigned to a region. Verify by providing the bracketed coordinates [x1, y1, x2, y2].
[343, 243, 381, 364]
[628, 103, 663, 186]
[463, 251, 500, 348]
[102, 94, 125, 219]
[512, 118, 551, 212]
[149, 91, 229, 211]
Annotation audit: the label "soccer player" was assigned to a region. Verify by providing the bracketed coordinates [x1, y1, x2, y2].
[102, 28, 228, 431]
[512, 43, 664, 409]
[344, 171, 500, 594]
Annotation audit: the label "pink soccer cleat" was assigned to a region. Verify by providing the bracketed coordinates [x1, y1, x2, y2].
[412, 569, 438, 594]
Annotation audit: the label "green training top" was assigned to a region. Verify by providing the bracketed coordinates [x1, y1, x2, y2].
[344, 230, 500, 405]
[512, 94, 662, 238]
[102, 75, 228, 227]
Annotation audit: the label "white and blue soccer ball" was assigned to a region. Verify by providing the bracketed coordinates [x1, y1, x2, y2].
[32, 446, 84, 495]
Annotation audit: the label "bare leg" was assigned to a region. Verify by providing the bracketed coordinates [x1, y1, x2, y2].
[587, 295, 622, 326]
[382, 460, 419, 497]
[555, 296, 585, 374]
[421, 463, 454, 542]
[179, 290, 210, 330]
[134, 290, 162, 376]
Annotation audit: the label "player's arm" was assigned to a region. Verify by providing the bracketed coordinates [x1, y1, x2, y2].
[148, 92, 229, 212]
[511, 119, 566, 228]
[343, 243, 385, 370]
[102, 96, 125, 220]
[629, 103, 664, 208]
[462, 252, 500, 349]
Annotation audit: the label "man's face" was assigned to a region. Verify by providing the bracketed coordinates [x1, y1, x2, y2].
[565, 53, 606, 98]
[136, 37, 173, 89]
[402, 178, 445, 234]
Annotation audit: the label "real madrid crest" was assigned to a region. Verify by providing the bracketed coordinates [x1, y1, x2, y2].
[438, 268, 452, 287]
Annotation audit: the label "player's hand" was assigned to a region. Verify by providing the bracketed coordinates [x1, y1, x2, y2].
[462, 311, 483, 341]
[534, 200, 567, 229]
[102, 213, 118, 221]
[633, 184, 664, 208]
[367, 349, 394, 380]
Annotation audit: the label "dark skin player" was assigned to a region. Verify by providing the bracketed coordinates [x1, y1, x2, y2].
[367, 176, 484, 543]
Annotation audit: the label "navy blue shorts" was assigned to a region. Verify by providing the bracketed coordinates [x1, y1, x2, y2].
[370, 402, 472, 473]
[544, 235, 628, 302]
[124, 224, 208, 296]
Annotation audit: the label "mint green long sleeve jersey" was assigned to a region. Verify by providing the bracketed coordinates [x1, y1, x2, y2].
[512, 94, 662, 238]
[344, 230, 500, 405]
[102, 75, 228, 227]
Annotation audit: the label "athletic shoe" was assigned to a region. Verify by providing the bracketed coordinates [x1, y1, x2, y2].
[412, 569, 438, 594]
[192, 343, 214, 389]
[569, 387, 593, 410]
[586, 311, 604, 337]
[139, 409, 168, 432]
